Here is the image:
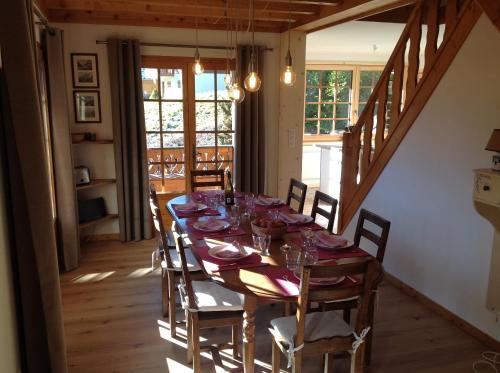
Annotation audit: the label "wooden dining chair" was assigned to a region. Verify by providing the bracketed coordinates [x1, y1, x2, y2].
[270, 259, 383, 373]
[286, 178, 308, 213]
[310, 190, 338, 234]
[190, 169, 225, 191]
[174, 235, 243, 372]
[323, 208, 391, 366]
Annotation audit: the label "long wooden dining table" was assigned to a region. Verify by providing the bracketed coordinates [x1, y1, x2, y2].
[167, 193, 373, 373]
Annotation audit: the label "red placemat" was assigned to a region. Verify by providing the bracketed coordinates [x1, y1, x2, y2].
[172, 207, 220, 218]
[191, 244, 266, 274]
[185, 220, 247, 240]
[286, 222, 324, 233]
[257, 265, 357, 297]
[290, 237, 370, 260]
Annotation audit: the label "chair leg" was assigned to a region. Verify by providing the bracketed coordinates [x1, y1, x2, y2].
[284, 302, 291, 316]
[168, 277, 177, 338]
[186, 312, 193, 364]
[350, 343, 365, 373]
[192, 321, 201, 373]
[162, 269, 169, 317]
[292, 350, 303, 373]
[271, 339, 281, 373]
[364, 292, 376, 366]
[324, 353, 334, 373]
[343, 308, 351, 324]
[231, 324, 239, 358]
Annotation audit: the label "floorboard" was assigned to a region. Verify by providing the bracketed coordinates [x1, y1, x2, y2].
[60, 240, 488, 373]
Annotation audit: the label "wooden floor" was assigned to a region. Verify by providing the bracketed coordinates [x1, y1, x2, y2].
[61, 240, 487, 373]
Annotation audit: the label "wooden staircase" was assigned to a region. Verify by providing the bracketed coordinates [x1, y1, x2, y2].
[337, 0, 483, 232]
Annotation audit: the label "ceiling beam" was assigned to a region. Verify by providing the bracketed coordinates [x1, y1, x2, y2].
[47, 8, 284, 32]
[293, 0, 416, 32]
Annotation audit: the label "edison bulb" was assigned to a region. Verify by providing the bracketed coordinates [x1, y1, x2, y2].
[224, 72, 233, 87]
[192, 59, 204, 75]
[281, 65, 297, 86]
[230, 83, 245, 103]
[244, 71, 262, 92]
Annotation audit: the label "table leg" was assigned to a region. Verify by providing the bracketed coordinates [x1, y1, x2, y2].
[242, 295, 258, 373]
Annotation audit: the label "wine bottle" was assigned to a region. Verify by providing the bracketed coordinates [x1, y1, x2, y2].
[224, 170, 235, 206]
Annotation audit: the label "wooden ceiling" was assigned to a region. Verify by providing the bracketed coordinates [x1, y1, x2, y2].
[38, 0, 416, 33]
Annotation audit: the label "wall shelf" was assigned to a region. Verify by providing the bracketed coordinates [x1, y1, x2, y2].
[76, 179, 116, 191]
[79, 214, 118, 230]
[72, 139, 114, 144]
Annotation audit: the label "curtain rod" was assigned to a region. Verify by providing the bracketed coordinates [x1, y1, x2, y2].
[95, 40, 273, 52]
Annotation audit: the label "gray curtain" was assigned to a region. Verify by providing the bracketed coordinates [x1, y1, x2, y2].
[43, 28, 80, 271]
[0, 0, 68, 372]
[236, 45, 265, 194]
[107, 39, 153, 242]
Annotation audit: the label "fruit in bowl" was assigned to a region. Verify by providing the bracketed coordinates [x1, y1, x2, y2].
[251, 217, 288, 240]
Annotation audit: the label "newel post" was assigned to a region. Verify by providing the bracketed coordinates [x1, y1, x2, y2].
[338, 130, 360, 231]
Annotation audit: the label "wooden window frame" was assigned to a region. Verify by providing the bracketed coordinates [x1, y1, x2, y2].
[304, 63, 385, 143]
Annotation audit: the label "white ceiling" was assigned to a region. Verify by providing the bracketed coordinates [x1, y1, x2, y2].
[306, 21, 406, 63]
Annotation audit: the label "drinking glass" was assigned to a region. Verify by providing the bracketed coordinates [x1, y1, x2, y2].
[228, 207, 241, 232]
[244, 193, 255, 215]
[300, 227, 315, 248]
[253, 234, 271, 256]
[280, 244, 301, 271]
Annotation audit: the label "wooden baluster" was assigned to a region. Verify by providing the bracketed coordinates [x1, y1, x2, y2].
[405, 6, 423, 102]
[424, 0, 440, 75]
[360, 106, 374, 180]
[339, 130, 361, 213]
[375, 75, 389, 154]
[390, 47, 405, 131]
[444, 0, 458, 38]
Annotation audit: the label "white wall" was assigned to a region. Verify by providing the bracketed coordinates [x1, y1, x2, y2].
[344, 15, 500, 341]
[0, 154, 20, 372]
[56, 23, 294, 234]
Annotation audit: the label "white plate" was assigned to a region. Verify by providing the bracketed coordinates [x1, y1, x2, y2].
[176, 203, 207, 212]
[193, 220, 230, 232]
[293, 273, 346, 286]
[280, 213, 313, 225]
[208, 245, 253, 262]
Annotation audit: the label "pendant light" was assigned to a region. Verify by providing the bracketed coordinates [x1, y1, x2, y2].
[192, 2, 204, 75]
[280, 0, 296, 86]
[244, 0, 261, 92]
[230, 3, 245, 103]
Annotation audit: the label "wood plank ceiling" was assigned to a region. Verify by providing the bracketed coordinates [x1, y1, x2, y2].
[41, 0, 410, 33]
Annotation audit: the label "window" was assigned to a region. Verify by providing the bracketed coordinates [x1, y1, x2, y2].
[304, 65, 385, 141]
[141, 57, 235, 194]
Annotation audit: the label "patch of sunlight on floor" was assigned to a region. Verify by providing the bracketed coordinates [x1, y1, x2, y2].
[127, 267, 153, 278]
[72, 271, 115, 283]
[165, 357, 192, 373]
[157, 319, 208, 342]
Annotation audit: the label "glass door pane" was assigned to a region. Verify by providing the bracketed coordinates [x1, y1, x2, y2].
[193, 70, 235, 186]
[142, 67, 187, 194]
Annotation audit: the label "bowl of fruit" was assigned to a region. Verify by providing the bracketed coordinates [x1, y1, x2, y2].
[251, 217, 288, 240]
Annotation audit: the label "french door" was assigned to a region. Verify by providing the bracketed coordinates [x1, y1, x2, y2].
[141, 56, 235, 195]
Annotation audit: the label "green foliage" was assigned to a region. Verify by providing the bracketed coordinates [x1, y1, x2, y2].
[149, 88, 160, 99]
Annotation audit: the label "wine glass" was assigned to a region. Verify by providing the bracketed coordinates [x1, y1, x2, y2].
[228, 206, 241, 232]
[253, 234, 271, 256]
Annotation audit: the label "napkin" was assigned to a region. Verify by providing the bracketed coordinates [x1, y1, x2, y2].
[315, 231, 348, 248]
[195, 218, 227, 231]
[256, 196, 281, 206]
[174, 201, 199, 211]
[279, 212, 309, 224]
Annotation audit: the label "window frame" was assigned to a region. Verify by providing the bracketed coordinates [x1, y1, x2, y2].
[303, 63, 385, 143]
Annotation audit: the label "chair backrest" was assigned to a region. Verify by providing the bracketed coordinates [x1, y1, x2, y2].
[294, 259, 382, 348]
[310, 191, 338, 234]
[354, 209, 391, 263]
[286, 178, 307, 213]
[174, 234, 198, 312]
[149, 184, 160, 212]
[152, 207, 175, 270]
[190, 169, 225, 191]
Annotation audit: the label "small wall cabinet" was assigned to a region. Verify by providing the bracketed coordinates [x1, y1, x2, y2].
[473, 169, 500, 312]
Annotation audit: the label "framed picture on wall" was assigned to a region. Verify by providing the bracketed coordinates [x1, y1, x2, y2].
[71, 53, 99, 88]
[73, 91, 101, 123]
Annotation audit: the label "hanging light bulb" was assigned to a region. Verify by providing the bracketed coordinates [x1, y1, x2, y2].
[192, 48, 204, 75]
[230, 82, 245, 103]
[281, 0, 296, 87]
[244, 0, 261, 93]
[224, 71, 233, 87]
[280, 50, 296, 86]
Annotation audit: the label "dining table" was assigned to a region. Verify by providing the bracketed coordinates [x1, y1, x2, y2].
[166, 192, 373, 373]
